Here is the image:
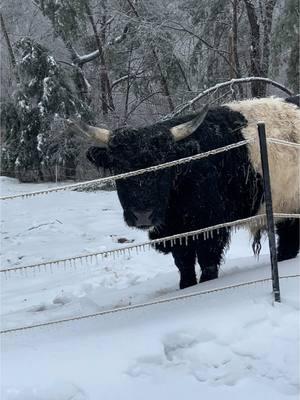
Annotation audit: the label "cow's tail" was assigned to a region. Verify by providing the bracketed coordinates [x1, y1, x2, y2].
[252, 229, 262, 257]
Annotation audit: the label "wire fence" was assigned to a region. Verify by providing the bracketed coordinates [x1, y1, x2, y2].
[2, 213, 299, 278]
[1, 123, 299, 334]
[0, 138, 253, 200]
[1, 274, 299, 335]
[1, 136, 299, 201]
[1, 134, 299, 277]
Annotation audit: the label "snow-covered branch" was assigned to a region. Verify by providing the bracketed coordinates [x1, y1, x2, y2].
[167, 77, 293, 118]
[111, 71, 144, 89]
[74, 25, 129, 67]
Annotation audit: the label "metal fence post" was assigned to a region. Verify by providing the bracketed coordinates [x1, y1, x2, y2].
[257, 122, 281, 302]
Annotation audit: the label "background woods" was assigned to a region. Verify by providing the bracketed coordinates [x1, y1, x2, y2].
[0, 0, 298, 182]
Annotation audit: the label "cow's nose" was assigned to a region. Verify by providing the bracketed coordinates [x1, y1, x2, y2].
[132, 210, 153, 227]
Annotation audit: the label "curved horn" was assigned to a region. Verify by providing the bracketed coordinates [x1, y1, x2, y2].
[170, 104, 209, 141]
[66, 119, 111, 148]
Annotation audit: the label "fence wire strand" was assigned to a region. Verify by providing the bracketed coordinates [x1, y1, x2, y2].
[267, 137, 300, 149]
[0, 139, 252, 200]
[1, 274, 299, 335]
[1, 136, 299, 201]
[2, 213, 299, 277]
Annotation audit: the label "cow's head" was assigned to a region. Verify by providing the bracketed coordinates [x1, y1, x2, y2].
[68, 106, 208, 229]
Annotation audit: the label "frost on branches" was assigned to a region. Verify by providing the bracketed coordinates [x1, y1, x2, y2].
[1, 38, 92, 182]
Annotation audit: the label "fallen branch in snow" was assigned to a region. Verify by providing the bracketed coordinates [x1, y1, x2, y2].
[167, 77, 293, 118]
[27, 222, 56, 231]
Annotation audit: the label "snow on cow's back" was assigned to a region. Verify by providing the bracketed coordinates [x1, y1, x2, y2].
[226, 97, 300, 214]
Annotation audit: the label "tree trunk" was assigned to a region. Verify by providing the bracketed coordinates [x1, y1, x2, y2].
[244, 0, 265, 97]
[230, 0, 244, 97]
[85, 0, 115, 115]
[152, 49, 174, 112]
[123, 46, 133, 124]
[244, 0, 277, 97]
[0, 12, 19, 83]
[261, 0, 277, 77]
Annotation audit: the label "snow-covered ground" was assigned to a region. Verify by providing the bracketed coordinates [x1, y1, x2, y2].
[1, 177, 299, 399]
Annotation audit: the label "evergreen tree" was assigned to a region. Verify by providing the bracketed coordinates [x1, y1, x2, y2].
[1, 38, 93, 182]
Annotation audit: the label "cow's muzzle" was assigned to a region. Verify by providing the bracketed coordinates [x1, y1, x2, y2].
[132, 210, 153, 228]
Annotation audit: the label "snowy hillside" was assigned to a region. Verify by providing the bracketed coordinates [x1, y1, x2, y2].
[1, 177, 299, 400]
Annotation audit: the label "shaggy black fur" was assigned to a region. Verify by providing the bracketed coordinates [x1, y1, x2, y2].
[277, 219, 300, 262]
[87, 99, 299, 289]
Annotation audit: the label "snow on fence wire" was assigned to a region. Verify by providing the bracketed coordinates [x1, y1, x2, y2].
[1, 136, 299, 202]
[267, 138, 300, 149]
[1, 123, 299, 333]
[2, 213, 300, 278]
[1, 134, 299, 278]
[0, 138, 252, 201]
[1, 274, 299, 335]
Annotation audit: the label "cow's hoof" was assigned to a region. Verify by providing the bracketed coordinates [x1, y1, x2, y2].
[200, 267, 218, 283]
[179, 277, 197, 289]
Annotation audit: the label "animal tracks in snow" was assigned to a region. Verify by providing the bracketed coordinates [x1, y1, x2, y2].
[127, 323, 299, 395]
[1, 382, 88, 400]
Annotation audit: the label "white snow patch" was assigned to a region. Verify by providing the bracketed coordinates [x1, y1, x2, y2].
[1, 177, 299, 399]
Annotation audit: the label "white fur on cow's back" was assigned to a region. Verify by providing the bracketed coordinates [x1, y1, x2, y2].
[227, 97, 300, 215]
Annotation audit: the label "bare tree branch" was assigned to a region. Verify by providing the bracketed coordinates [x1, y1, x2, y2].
[166, 77, 293, 118]
[166, 22, 239, 77]
[125, 0, 174, 111]
[72, 24, 129, 67]
[111, 72, 144, 89]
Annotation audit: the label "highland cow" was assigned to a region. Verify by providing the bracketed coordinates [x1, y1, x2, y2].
[69, 96, 299, 289]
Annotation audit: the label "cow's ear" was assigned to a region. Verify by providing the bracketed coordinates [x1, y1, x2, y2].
[86, 146, 111, 170]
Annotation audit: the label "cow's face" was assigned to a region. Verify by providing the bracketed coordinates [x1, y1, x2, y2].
[88, 127, 177, 229]
[111, 128, 178, 228]
[68, 106, 208, 229]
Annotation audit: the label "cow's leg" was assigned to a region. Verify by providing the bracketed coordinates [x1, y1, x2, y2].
[276, 218, 299, 261]
[196, 228, 230, 283]
[172, 246, 197, 289]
